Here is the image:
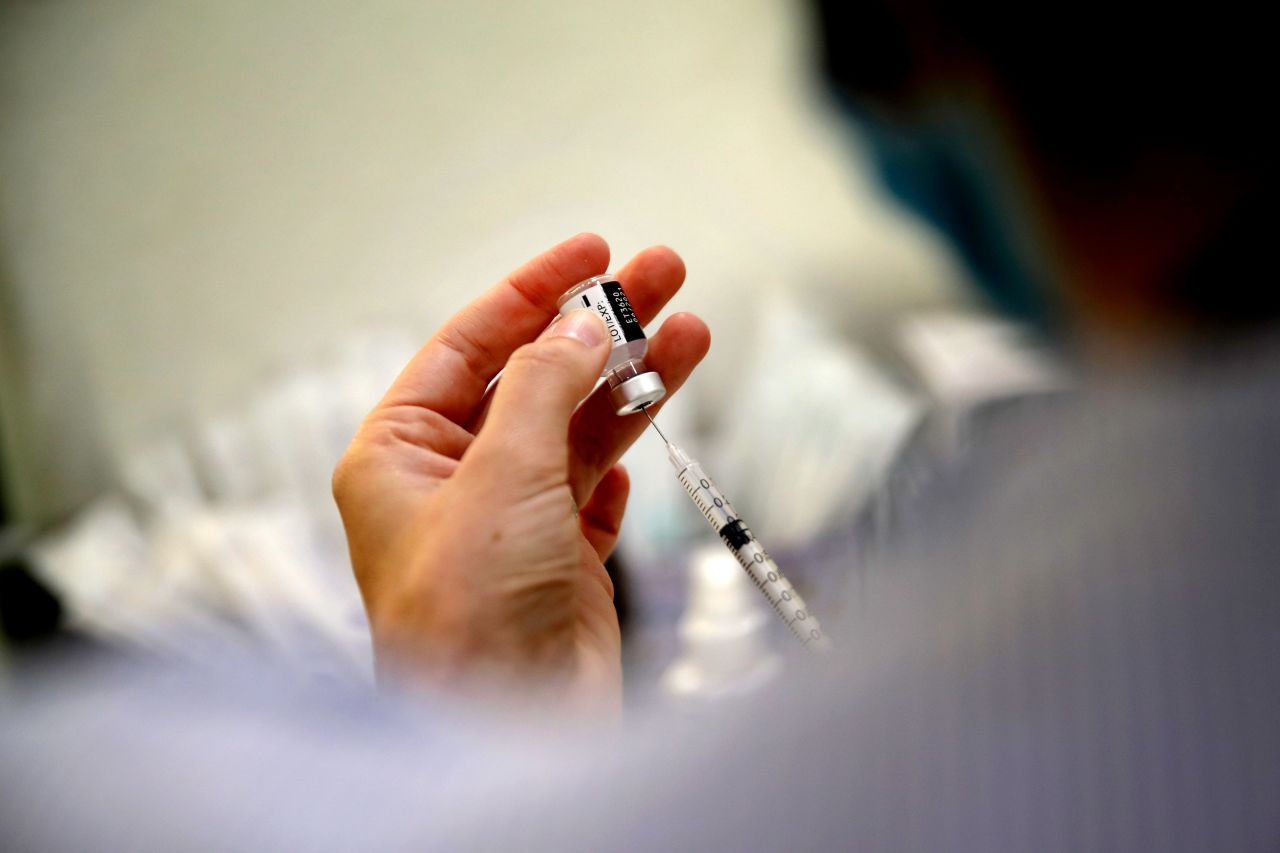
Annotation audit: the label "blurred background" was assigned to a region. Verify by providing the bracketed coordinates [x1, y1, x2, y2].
[0, 0, 1058, 690]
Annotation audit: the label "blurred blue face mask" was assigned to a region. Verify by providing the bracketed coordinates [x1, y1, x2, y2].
[840, 98, 1056, 330]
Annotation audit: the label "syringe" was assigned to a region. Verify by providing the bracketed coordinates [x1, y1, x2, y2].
[643, 409, 830, 652]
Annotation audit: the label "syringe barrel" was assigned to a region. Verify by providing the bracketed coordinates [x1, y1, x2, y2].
[672, 456, 829, 651]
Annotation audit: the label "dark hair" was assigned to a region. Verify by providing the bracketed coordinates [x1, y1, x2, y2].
[814, 2, 1270, 181]
[812, 1, 1277, 326]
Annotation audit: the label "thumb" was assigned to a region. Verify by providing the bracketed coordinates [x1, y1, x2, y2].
[466, 309, 610, 483]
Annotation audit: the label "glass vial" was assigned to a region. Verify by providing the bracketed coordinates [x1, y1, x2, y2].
[556, 274, 666, 415]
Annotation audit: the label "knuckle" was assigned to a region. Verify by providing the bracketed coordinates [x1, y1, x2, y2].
[331, 452, 356, 504]
[331, 440, 374, 505]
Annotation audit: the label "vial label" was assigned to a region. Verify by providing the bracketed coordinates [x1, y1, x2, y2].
[570, 281, 644, 345]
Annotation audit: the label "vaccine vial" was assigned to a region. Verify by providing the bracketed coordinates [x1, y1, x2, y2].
[556, 274, 666, 415]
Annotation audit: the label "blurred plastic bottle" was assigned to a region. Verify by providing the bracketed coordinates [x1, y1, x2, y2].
[662, 545, 782, 704]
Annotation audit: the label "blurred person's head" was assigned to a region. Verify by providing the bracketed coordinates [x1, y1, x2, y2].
[813, 1, 1275, 344]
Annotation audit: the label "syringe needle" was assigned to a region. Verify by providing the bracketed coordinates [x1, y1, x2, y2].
[642, 405, 668, 443]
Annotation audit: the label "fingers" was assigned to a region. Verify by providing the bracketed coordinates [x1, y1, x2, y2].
[612, 245, 686, 324]
[569, 312, 711, 499]
[463, 245, 690, 434]
[378, 239, 689, 433]
[579, 464, 630, 562]
[379, 233, 610, 423]
[463, 311, 611, 488]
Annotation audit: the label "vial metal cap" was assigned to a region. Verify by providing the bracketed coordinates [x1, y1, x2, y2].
[610, 371, 666, 415]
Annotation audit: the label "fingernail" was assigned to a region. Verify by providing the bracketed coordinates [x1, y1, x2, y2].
[552, 309, 606, 348]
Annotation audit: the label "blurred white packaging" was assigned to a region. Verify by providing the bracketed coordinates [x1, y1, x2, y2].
[29, 328, 418, 680]
[30, 498, 239, 658]
[119, 436, 207, 524]
[714, 291, 924, 547]
[149, 501, 369, 675]
[192, 411, 264, 504]
[896, 312, 1070, 456]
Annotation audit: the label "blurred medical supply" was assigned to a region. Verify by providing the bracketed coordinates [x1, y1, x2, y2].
[661, 545, 781, 703]
[24, 330, 421, 679]
[896, 313, 1069, 458]
[712, 293, 925, 547]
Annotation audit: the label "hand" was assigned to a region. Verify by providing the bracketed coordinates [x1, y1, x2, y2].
[332, 234, 710, 713]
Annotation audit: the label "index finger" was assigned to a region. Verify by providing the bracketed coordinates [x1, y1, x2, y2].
[378, 233, 611, 423]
